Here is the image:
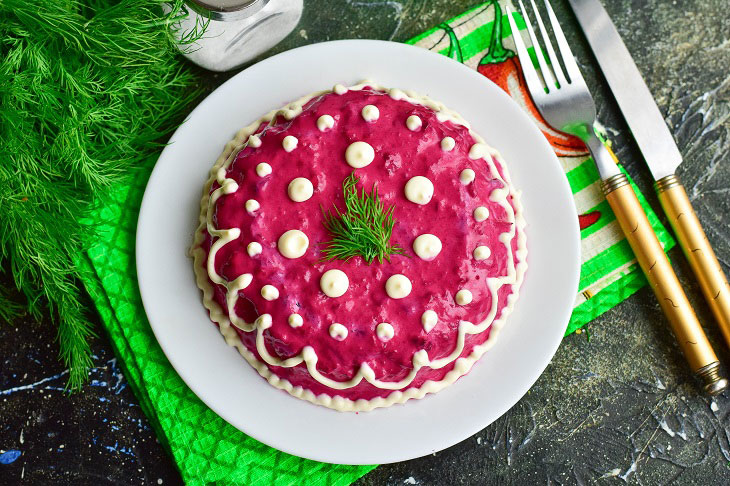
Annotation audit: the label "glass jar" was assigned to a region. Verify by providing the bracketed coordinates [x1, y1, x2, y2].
[171, 0, 303, 72]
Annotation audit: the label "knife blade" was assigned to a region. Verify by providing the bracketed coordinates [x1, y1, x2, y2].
[567, 0, 681, 181]
[568, 0, 730, 353]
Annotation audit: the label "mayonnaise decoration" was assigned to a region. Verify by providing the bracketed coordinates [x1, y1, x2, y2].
[455, 289, 473, 306]
[421, 310, 438, 333]
[361, 104, 380, 122]
[413, 234, 442, 261]
[317, 114, 335, 132]
[460, 168, 475, 185]
[282, 135, 298, 152]
[247, 242, 262, 257]
[473, 245, 491, 261]
[277, 230, 309, 259]
[329, 323, 348, 340]
[406, 115, 422, 131]
[385, 274, 412, 299]
[345, 141, 375, 168]
[473, 206, 489, 222]
[404, 176, 434, 205]
[288, 313, 303, 328]
[441, 136, 455, 151]
[376, 322, 394, 342]
[256, 162, 272, 177]
[245, 199, 260, 214]
[320, 269, 349, 298]
[287, 177, 314, 202]
[261, 285, 279, 301]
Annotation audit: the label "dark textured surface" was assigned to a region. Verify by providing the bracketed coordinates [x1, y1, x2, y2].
[1, 0, 729, 484]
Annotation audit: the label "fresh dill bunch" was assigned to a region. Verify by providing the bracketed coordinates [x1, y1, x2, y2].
[0, 0, 205, 389]
[322, 172, 406, 264]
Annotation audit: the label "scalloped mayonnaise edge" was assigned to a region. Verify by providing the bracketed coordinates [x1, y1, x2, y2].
[190, 81, 527, 412]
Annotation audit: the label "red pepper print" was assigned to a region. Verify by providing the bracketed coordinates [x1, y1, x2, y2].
[475, 1, 588, 158]
[438, 1, 602, 232]
[578, 210, 601, 230]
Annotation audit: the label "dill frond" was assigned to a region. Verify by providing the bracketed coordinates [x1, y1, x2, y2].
[321, 172, 406, 264]
[0, 0, 205, 389]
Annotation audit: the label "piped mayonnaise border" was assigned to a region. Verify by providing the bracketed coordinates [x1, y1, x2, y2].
[190, 81, 527, 412]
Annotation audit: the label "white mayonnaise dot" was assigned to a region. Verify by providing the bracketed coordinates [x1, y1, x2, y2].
[333, 84, 347, 95]
[413, 234, 442, 261]
[245, 199, 260, 214]
[320, 269, 349, 298]
[421, 310, 438, 333]
[460, 169, 475, 185]
[469, 143, 489, 160]
[376, 322, 394, 342]
[473, 206, 489, 221]
[329, 323, 348, 340]
[441, 137, 455, 151]
[287, 177, 313, 202]
[361, 105, 380, 122]
[247, 242, 262, 257]
[473, 245, 491, 260]
[388, 88, 405, 100]
[455, 289, 473, 306]
[261, 285, 279, 301]
[282, 135, 298, 152]
[277, 230, 309, 259]
[345, 141, 375, 168]
[406, 115, 422, 131]
[255, 163, 272, 177]
[385, 274, 412, 299]
[404, 176, 434, 205]
[317, 114, 335, 132]
[288, 313, 303, 328]
[248, 134, 262, 148]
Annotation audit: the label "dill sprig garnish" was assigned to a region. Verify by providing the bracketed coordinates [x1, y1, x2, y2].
[321, 172, 406, 264]
[0, 0, 206, 390]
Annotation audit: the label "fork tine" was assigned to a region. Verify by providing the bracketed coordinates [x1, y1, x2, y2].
[518, 0, 556, 92]
[529, 0, 567, 88]
[543, 0, 585, 84]
[505, 5, 545, 97]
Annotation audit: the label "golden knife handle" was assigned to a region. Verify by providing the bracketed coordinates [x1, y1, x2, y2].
[602, 174, 726, 393]
[656, 175, 730, 347]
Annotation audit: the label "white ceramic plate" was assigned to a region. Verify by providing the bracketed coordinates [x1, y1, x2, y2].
[136, 40, 580, 465]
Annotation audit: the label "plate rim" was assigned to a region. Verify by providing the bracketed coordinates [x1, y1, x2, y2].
[136, 39, 580, 465]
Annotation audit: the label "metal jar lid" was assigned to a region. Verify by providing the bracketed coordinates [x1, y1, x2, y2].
[186, 0, 269, 21]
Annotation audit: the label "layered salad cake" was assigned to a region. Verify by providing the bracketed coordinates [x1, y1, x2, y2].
[191, 82, 527, 412]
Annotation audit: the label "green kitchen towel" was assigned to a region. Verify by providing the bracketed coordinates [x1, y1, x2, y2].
[77, 1, 674, 484]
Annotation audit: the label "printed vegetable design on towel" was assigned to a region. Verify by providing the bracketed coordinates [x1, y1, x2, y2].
[437, 2, 602, 233]
[476, 0, 588, 158]
[579, 210, 601, 230]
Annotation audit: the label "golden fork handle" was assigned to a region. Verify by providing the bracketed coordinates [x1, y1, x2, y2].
[656, 175, 730, 348]
[602, 173, 727, 394]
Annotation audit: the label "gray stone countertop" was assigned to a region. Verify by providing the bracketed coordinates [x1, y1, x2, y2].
[1, 1, 728, 484]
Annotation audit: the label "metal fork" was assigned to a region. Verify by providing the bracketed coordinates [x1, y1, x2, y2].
[507, 0, 727, 394]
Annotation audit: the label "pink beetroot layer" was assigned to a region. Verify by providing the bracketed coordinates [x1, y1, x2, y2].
[200, 87, 524, 402]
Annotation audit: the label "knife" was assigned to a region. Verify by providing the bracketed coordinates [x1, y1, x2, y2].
[568, 0, 730, 361]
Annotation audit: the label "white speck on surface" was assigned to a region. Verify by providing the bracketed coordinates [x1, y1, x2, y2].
[299, 29, 308, 39]
[658, 419, 675, 437]
[619, 461, 637, 481]
[476, 436, 482, 445]
[404, 478, 417, 485]
[710, 400, 719, 412]
[599, 468, 621, 479]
